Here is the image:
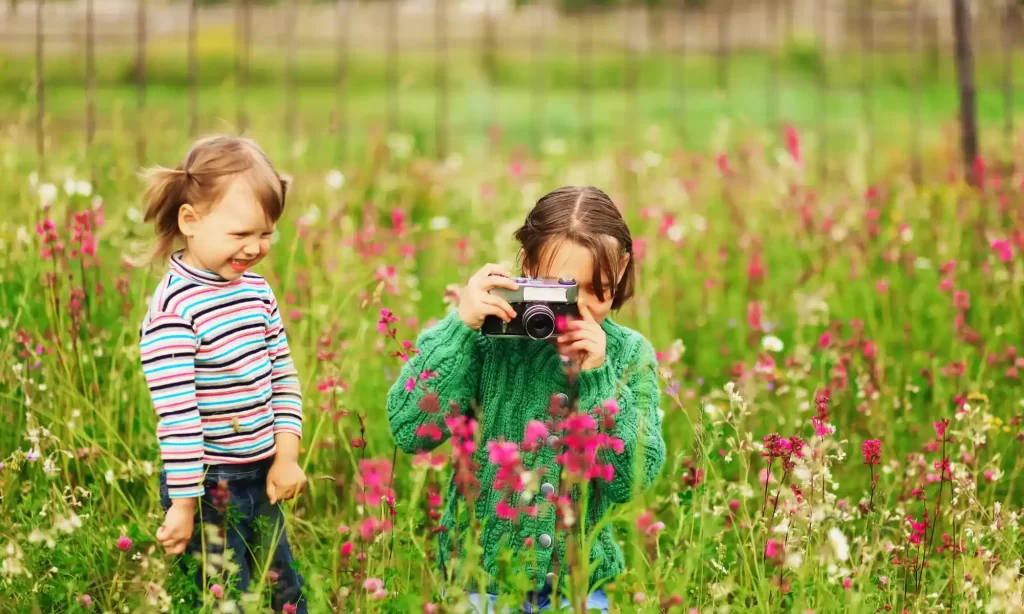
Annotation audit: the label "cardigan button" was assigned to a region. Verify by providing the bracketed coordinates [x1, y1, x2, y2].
[541, 482, 555, 497]
[546, 435, 559, 448]
[538, 534, 552, 548]
[554, 392, 569, 408]
[545, 572, 556, 586]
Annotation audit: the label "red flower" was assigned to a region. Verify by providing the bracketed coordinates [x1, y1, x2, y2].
[861, 439, 882, 465]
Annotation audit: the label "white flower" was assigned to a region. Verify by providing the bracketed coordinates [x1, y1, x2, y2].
[64, 178, 77, 195]
[76, 181, 93, 197]
[761, 335, 784, 353]
[429, 216, 450, 230]
[299, 205, 321, 226]
[38, 183, 57, 204]
[827, 527, 849, 561]
[126, 207, 143, 223]
[642, 151, 662, 167]
[666, 224, 684, 243]
[326, 170, 345, 190]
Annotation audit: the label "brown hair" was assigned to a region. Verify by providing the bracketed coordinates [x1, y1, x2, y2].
[513, 186, 635, 310]
[135, 134, 290, 265]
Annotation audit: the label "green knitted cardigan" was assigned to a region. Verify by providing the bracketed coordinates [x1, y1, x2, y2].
[386, 309, 666, 595]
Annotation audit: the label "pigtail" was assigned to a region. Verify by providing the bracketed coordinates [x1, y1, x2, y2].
[125, 166, 190, 268]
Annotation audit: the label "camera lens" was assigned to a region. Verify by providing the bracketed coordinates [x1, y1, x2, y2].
[523, 304, 556, 340]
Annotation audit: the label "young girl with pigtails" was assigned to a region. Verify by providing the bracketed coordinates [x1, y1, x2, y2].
[137, 135, 307, 613]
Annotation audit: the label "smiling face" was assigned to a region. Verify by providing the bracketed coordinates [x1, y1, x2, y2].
[526, 236, 630, 326]
[178, 177, 275, 280]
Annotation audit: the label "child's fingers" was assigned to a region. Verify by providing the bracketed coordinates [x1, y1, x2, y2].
[267, 482, 278, 505]
[565, 339, 598, 356]
[481, 295, 517, 321]
[479, 275, 519, 292]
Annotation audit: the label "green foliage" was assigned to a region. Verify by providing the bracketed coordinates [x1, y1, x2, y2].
[1, 72, 1024, 611]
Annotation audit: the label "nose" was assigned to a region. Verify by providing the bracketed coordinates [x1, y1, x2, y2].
[242, 242, 261, 257]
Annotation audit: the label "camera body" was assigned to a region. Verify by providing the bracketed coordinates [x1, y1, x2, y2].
[481, 275, 580, 340]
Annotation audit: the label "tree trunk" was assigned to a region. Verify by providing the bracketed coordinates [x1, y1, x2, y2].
[952, 0, 979, 186]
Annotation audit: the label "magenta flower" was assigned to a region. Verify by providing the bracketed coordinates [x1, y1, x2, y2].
[522, 420, 549, 452]
[861, 439, 882, 465]
[116, 535, 132, 552]
[210, 584, 223, 599]
[283, 605, 297, 614]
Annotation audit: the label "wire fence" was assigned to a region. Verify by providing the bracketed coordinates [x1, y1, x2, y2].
[1, 0, 1022, 182]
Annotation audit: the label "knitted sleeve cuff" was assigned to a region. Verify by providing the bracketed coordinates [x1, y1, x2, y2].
[576, 360, 619, 411]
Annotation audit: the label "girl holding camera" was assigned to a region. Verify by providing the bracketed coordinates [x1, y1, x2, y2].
[387, 186, 666, 612]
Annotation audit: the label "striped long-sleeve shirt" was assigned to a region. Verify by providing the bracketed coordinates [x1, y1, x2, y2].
[139, 251, 303, 499]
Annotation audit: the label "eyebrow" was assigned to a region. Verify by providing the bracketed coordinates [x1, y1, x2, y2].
[229, 226, 274, 234]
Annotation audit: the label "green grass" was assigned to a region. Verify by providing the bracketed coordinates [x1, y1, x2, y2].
[1, 45, 1024, 613]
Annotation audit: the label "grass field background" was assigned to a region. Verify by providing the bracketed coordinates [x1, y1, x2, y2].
[2, 20, 1024, 612]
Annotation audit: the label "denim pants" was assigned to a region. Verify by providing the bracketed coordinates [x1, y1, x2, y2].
[467, 588, 610, 613]
[159, 458, 306, 613]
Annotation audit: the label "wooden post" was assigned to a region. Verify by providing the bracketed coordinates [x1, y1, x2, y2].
[236, 0, 251, 134]
[717, 0, 730, 92]
[1002, 0, 1014, 162]
[578, 6, 592, 151]
[35, 0, 44, 174]
[188, 0, 198, 137]
[387, 0, 398, 136]
[284, 0, 297, 152]
[530, 1, 545, 151]
[335, 0, 350, 163]
[767, 0, 779, 131]
[910, 0, 922, 184]
[952, 0, 979, 186]
[137, 0, 147, 164]
[86, 0, 95, 169]
[675, 0, 686, 144]
[624, 0, 637, 151]
[862, 0, 873, 177]
[436, 0, 447, 157]
[482, 0, 496, 141]
[816, 0, 828, 184]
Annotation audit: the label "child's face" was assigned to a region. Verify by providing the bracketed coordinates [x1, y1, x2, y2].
[529, 238, 627, 326]
[178, 177, 274, 280]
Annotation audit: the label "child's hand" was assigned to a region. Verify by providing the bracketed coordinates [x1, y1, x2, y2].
[266, 460, 307, 505]
[157, 499, 195, 555]
[557, 303, 606, 371]
[457, 263, 520, 330]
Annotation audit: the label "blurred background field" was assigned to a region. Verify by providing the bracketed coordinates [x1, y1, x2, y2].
[2, 1, 1024, 613]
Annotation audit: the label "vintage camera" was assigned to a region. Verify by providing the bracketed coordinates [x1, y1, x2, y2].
[481, 275, 580, 339]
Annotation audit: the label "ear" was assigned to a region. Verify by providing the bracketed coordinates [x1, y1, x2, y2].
[177, 203, 200, 238]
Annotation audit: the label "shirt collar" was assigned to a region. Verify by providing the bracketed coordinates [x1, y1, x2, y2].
[169, 250, 240, 287]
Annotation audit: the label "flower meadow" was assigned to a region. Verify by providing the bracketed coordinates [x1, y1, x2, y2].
[1, 124, 1024, 613]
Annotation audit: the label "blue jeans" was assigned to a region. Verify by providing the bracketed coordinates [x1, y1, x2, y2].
[468, 588, 609, 613]
[159, 458, 306, 613]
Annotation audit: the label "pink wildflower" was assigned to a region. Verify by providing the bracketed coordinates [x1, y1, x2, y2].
[861, 439, 882, 465]
[116, 535, 132, 552]
[210, 584, 224, 599]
